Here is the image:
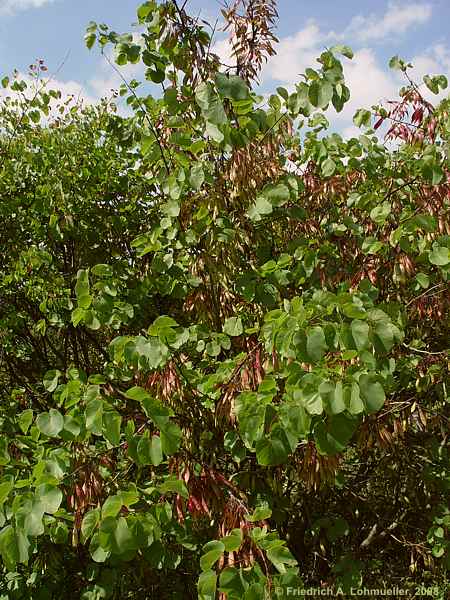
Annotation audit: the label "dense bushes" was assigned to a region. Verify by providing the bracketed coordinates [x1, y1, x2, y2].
[0, 1, 449, 598]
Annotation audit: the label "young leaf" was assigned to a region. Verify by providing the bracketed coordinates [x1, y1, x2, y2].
[223, 317, 243, 337]
[308, 80, 333, 108]
[36, 409, 64, 437]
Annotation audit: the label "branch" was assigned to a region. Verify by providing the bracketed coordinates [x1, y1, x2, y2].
[360, 518, 403, 548]
[101, 51, 171, 174]
[402, 343, 447, 356]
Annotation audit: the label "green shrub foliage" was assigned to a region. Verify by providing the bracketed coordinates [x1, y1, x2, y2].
[0, 1, 449, 598]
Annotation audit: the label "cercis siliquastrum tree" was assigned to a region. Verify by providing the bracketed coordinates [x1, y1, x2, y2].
[0, 1, 449, 598]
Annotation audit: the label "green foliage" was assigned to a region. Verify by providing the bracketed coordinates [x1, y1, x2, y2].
[0, 1, 449, 598]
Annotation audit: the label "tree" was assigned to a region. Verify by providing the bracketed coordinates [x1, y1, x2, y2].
[0, 1, 449, 598]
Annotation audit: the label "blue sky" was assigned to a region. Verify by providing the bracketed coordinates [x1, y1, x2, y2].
[1, 0, 449, 133]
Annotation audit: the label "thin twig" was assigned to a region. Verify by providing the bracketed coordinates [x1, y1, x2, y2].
[101, 50, 171, 173]
[406, 282, 448, 307]
[402, 343, 447, 356]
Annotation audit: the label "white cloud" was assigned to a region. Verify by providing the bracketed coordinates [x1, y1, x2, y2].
[211, 37, 234, 69]
[337, 43, 450, 137]
[432, 44, 450, 71]
[88, 42, 146, 101]
[0, 0, 55, 16]
[262, 21, 329, 83]
[50, 77, 97, 105]
[255, 11, 449, 135]
[0, 72, 97, 112]
[409, 44, 450, 102]
[330, 48, 401, 131]
[214, 1, 434, 85]
[346, 2, 432, 43]
[411, 44, 450, 78]
[214, 21, 331, 85]
[259, 22, 401, 122]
